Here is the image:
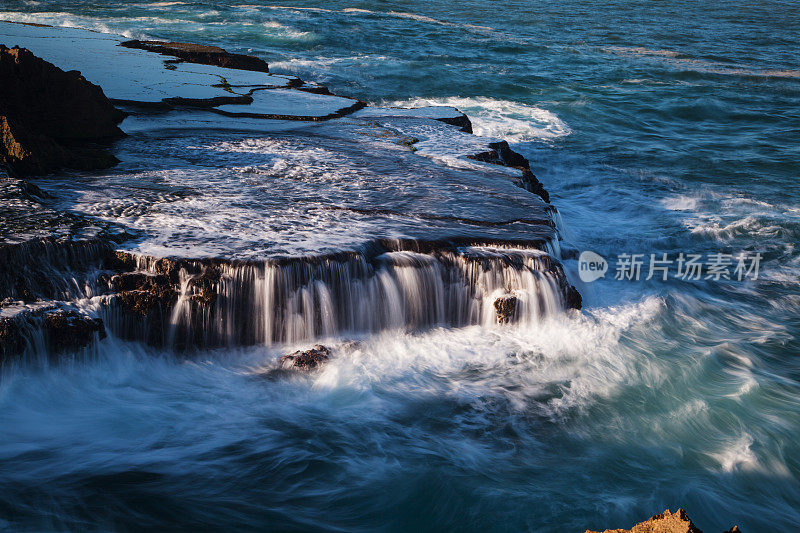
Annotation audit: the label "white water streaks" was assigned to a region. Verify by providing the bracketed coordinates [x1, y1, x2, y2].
[389, 97, 572, 143]
[104, 246, 568, 348]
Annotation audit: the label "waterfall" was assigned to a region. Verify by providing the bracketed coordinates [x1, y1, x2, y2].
[104, 244, 573, 349]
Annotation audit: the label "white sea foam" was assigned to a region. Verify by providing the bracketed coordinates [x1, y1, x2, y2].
[390, 96, 571, 143]
[262, 20, 315, 41]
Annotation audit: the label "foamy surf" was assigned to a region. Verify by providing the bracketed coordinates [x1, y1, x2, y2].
[390, 97, 572, 143]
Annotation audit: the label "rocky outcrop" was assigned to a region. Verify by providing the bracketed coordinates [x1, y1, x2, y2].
[43, 309, 106, 352]
[0, 45, 125, 175]
[586, 509, 741, 533]
[120, 40, 269, 72]
[281, 345, 331, 370]
[0, 307, 105, 360]
[437, 113, 473, 133]
[468, 140, 549, 203]
[110, 272, 178, 315]
[566, 284, 582, 310]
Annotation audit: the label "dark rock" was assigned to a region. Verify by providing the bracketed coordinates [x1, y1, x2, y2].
[0, 315, 26, 357]
[494, 295, 518, 323]
[0, 45, 125, 175]
[520, 169, 550, 203]
[281, 344, 331, 370]
[120, 40, 269, 72]
[467, 139, 549, 203]
[565, 285, 582, 310]
[437, 113, 473, 133]
[295, 84, 333, 95]
[161, 94, 253, 109]
[112, 272, 177, 315]
[188, 266, 220, 305]
[43, 309, 105, 352]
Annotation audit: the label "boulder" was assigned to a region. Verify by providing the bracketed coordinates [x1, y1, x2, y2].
[585, 508, 741, 533]
[494, 295, 518, 323]
[0, 45, 125, 175]
[281, 344, 331, 370]
[120, 40, 269, 72]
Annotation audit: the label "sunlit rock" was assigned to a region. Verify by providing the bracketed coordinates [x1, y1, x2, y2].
[585, 508, 741, 533]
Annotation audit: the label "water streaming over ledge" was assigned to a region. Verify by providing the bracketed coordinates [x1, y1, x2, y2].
[105, 244, 571, 349]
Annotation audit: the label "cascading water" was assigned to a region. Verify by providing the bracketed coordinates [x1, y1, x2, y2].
[105, 245, 572, 349]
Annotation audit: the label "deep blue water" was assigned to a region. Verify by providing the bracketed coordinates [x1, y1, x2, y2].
[1, 1, 800, 531]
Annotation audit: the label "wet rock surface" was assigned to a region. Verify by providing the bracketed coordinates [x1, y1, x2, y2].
[494, 295, 518, 323]
[0, 45, 124, 175]
[281, 345, 331, 370]
[43, 309, 106, 352]
[111, 272, 178, 315]
[0, 23, 582, 357]
[120, 39, 270, 72]
[585, 509, 741, 533]
[468, 139, 550, 203]
[0, 306, 105, 360]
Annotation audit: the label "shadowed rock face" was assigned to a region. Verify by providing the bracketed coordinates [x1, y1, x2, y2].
[120, 39, 270, 72]
[43, 310, 106, 352]
[0, 308, 106, 359]
[0, 45, 125, 175]
[585, 509, 742, 533]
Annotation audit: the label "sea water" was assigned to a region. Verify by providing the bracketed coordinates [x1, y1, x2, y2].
[0, 1, 799, 531]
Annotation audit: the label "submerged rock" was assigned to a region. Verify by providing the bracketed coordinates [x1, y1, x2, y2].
[281, 345, 331, 371]
[120, 39, 270, 72]
[0, 45, 125, 175]
[494, 294, 518, 323]
[585, 508, 741, 533]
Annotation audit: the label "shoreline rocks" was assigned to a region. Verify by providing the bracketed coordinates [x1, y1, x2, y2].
[120, 39, 270, 72]
[0, 45, 125, 176]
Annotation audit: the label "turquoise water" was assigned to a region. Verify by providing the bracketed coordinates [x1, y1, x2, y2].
[1, 2, 800, 531]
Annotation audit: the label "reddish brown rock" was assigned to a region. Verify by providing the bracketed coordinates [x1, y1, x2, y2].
[0, 45, 125, 175]
[120, 40, 269, 72]
[494, 295, 518, 323]
[281, 345, 331, 370]
[586, 508, 741, 533]
[111, 272, 178, 315]
[188, 266, 221, 305]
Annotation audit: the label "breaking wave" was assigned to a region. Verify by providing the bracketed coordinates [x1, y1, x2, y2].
[390, 97, 572, 143]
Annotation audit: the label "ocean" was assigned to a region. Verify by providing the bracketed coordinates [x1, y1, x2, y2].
[1, 1, 799, 531]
